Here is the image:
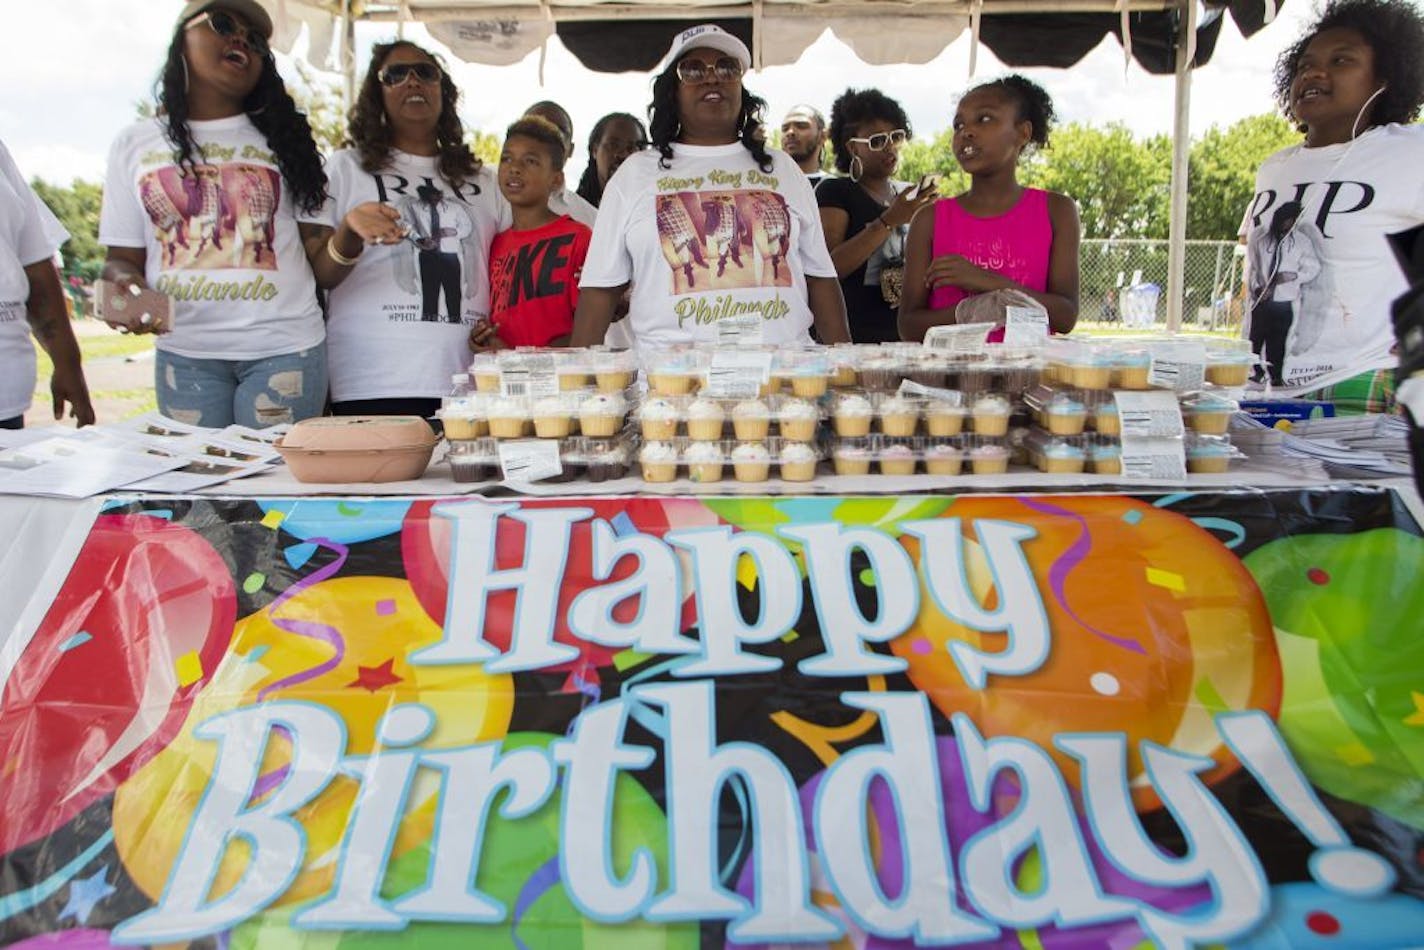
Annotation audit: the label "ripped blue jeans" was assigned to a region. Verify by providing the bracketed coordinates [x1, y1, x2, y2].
[155, 342, 328, 429]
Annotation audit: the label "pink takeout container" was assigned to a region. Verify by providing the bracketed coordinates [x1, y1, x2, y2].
[275, 416, 438, 483]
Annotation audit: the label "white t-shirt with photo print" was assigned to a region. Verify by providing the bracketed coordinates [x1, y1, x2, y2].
[100, 116, 325, 361]
[581, 142, 836, 347]
[1244, 123, 1424, 394]
[319, 148, 509, 402]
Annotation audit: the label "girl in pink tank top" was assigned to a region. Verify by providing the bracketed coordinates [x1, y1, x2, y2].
[899, 75, 1080, 343]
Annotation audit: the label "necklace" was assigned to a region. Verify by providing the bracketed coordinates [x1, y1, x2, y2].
[858, 179, 894, 207]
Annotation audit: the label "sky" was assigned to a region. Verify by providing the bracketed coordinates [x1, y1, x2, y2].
[0, 1, 1316, 187]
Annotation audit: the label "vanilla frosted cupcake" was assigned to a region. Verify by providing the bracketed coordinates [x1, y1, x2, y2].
[777, 399, 820, 441]
[470, 355, 501, 394]
[1072, 353, 1113, 390]
[790, 372, 829, 399]
[879, 396, 921, 437]
[1040, 440, 1086, 474]
[1182, 393, 1236, 435]
[557, 368, 590, 391]
[731, 399, 771, 441]
[684, 397, 725, 441]
[1113, 349, 1152, 390]
[533, 396, 575, 438]
[1093, 401, 1121, 436]
[684, 441, 725, 483]
[648, 369, 696, 396]
[830, 353, 859, 388]
[833, 394, 874, 437]
[778, 442, 818, 481]
[487, 397, 529, 439]
[924, 403, 966, 437]
[833, 442, 873, 476]
[1187, 441, 1233, 474]
[1089, 442, 1122, 475]
[579, 393, 627, 438]
[1206, 353, 1253, 386]
[970, 444, 1011, 475]
[638, 397, 679, 441]
[732, 442, 771, 482]
[971, 395, 1012, 437]
[1044, 396, 1088, 436]
[878, 444, 917, 476]
[639, 441, 679, 482]
[440, 399, 484, 440]
[924, 443, 963, 476]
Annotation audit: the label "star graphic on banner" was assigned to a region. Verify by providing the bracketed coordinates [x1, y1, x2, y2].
[348, 658, 403, 693]
[1404, 691, 1424, 727]
[59, 866, 116, 924]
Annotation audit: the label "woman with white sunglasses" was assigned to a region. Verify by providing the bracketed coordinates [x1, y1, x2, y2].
[818, 88, 938, 343]
[313, 41, 508, 419]
[572, 25, 848, 347]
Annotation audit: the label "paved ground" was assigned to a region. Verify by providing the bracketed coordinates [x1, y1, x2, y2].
[23, 320, 156, 429]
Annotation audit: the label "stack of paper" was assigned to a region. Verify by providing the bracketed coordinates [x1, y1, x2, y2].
[1232, 412, 1412, 478]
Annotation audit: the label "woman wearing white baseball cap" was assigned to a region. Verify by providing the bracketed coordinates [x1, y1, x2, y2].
[572, 24, 849, 348]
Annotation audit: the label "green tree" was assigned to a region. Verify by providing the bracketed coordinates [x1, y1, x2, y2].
[897, 130, 971, 197]
[30, 178, 105, 278]
[467, 130, 501, 166]
[1022, 122, 1172, 240]
[1187, 112, 1298, 239]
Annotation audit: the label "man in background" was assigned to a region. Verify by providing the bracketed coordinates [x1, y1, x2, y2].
[780, 104, 828, 187]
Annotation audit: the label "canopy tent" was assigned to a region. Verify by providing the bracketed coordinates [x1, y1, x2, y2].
[267, 0, 1288, 329]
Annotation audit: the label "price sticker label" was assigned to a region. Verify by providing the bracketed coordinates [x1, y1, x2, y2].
[497, 439, 563, 483]
[1114, 391, 1184, 438]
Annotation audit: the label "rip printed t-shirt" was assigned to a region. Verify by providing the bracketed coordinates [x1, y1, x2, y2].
[100, 116, 325, 361]
[489, 215, 591, 348]
[0, 141, 66, 419]
[319, 148, 509, 401]
[580, 143, 836, 347]
[1244, 124, 1424, 394]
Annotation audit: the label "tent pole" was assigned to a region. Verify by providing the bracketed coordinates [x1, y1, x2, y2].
[343, 0, 358, 116]
[1165, 0, 1194, 333]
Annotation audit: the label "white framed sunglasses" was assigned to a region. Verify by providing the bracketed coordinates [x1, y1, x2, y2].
[848, 129, 908, 151]
[675, 56, 745, 85]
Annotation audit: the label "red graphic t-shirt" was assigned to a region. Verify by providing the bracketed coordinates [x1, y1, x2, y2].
[488, 215, 591, 347]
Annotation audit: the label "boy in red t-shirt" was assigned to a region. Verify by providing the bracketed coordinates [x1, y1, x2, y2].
[471, 117, 592, 351]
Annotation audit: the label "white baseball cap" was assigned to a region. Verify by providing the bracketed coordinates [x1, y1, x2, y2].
[662, 24, 751, 72]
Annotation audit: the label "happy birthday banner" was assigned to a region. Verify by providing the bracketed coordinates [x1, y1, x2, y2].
[1, 489, 1422, 948]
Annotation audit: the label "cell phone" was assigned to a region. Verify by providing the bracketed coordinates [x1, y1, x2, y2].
[94, 278, 173, 333]
[918, 174, 939, 194]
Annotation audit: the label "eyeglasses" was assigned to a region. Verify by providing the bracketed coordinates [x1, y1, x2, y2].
[848, 129, 908, 151]
[675, 56, 744, 85]
[186, 10, 269, 57]
[378, 62, 442, 87]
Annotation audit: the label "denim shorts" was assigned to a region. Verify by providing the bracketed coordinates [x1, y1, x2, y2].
[155, 342, 328, 429]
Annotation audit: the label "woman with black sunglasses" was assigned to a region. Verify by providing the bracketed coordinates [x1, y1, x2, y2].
[572, 25, 848, 348]
[312, 41, 508, 419]
[99, 0, 330, 428]
[818, 88, 939, 343]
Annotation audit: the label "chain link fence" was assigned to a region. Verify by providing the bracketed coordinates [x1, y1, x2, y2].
[1078, 239, 1246, 337]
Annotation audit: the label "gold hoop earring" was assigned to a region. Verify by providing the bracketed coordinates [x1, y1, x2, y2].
[181, 55, 190, 95]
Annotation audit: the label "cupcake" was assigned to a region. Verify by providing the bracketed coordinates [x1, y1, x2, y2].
[779, 442, 819, 482]
[1206, 354, 1253, 387]
[683, 441, 725, 483]
[487, 397, 529, 439]
[1040, 440, 1086, 474]
[1182, 393, 1236, 435]
[859, 355, 901, 392]
[832, 442, 873, 476]
[1093, 401, 1121, 436]
[648, 370, 696, 396]
[557, 368, 590, 391]
[638, 441, 679, 482]
[533, 396, 574, 438]
[833, 394, 874, 437]
[790, 372, 829, 398]
[686, 397, 727, 441]
[579, 393, 627, 437]
[879, 396, 921, 437]
[1072, 353, 1113, 390]
[1187, 441, 1233, 474]
[638, 397, 680, 441]
[732, 399, 771, 441]
[777, 399, 820, 442]
[830, 355, 859, 388]
[970, 444, 1011, 475]
[878, 444, 918, 476]
[596, 368, 634, 393]
[924, 403, 966, 437]
[924, 443, 963, 476]
[470, 356, 501, 394]
[586, 441, 630, 482]
[448, 441, 496, 483]
[1044, 396, 1088, 436]
[1089, 442, 1122, 475]
[440, 402, 483, 441]
[971, 395, 1012, 437]
[1113, 350, 1152, 390]
[732, 442, 771, 482]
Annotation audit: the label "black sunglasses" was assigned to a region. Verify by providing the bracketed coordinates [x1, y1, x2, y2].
[186, 10, 269, 57]
[379, 62, 442, 87]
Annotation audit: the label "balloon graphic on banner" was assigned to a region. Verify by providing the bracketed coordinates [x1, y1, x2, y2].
[401, 498, 718, 676]
[891, 496, 1281, 810]
[0, 514, 236, 854]
[1230, 881, 1424, 948]
[112, 576, 513, 906]
[230, 732, 697, 949]
[704, 496, 953, 544]
[1245, 528, 1424, 829]
[257, 499, 413, 545]
[4, 929, 130, 949]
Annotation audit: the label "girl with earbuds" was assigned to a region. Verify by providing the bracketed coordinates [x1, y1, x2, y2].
[1242, 0, 1424, 410]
